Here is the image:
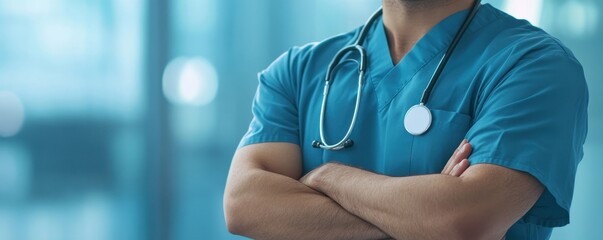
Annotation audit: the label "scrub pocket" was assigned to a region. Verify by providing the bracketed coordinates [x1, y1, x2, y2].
[409, 109, 472, 175]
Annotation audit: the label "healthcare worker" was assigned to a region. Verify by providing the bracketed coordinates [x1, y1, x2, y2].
[224, 0, 588, 239]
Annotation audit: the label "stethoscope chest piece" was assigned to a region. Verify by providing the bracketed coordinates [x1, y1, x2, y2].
[404, 104, 432, 135]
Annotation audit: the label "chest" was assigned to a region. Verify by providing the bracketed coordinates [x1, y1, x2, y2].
[297, 58, 476, 176]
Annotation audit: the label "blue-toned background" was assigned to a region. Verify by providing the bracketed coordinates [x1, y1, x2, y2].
[0, 0, 600, 239]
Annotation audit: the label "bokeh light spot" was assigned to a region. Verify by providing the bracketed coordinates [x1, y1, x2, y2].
[503, 0, 543, 26]
[559, 1, 599, 37]
[163, 57, 219, 106]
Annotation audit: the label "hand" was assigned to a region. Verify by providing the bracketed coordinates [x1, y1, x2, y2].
[299, 162, 339, 191]
[441, 139, 472, 177]
[301, 140, 473, 188]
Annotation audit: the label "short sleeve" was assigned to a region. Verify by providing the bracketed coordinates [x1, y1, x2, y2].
[238, 48, 301, 148]
[466, 51, 589, 227]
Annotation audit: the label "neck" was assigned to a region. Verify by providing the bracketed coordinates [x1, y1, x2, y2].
[381, 0, 474, 64]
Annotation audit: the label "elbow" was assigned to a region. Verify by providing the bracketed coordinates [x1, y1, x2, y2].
[224, 204, 242, 235]
[224, 194, 249, 235]
[224, 169, 268, 237]
[437, 214, 502, 240]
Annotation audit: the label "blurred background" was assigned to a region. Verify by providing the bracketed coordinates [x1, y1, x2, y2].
[0, 0, 600, 239]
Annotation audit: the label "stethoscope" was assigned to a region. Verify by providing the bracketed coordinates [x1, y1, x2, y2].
[312, 0, 481, 151]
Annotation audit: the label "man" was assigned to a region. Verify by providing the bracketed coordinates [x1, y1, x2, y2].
[224, 0, 588, 239]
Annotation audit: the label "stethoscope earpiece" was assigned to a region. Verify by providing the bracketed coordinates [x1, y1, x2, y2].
[312, 139, 354, 150]
[311, 140, 321, 148]
[343, 139, 354, 148]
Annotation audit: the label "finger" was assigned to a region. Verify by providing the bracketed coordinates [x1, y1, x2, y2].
[457, 142, 472, 160]
[444, 142, 472, 175]
[443, 140, 469, 174]
[449, 160, 462, 176]
[450, 159, 470, 177]
[299, 175, 307, 182]
[442, 157, 459, 175]
[442, 139, 467, 174]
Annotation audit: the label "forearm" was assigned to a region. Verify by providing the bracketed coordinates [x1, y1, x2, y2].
[224, 168, 389, 240]
[305, 164, 539, 240]
[303, 166, 450, 239]
[313, 168, 469, 239]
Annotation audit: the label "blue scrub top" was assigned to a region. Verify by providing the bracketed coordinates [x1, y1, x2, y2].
[239, 4, 588, 239]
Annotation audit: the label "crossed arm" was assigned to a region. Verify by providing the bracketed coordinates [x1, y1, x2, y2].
[224, 140, 543, 239]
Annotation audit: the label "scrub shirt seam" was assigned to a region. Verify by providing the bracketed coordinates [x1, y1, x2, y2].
[375, 16, 504, 112]
[377, 47, 447, 112]
[286, 47, 304, 146]
[470, 156, 571, 228]
[238, 134, 300, 149]
[481, 51, 580, 120]
[522, 212, 569, 223]
[366, 17, 388, 84]
[464, 8, 504, 38]
[408, 137, 415, 175]
[366, 74, 380, 112]
[549, 38, 571, 57]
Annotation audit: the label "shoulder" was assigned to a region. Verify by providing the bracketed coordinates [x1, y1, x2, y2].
[474, 5, 585, 91]
[480, 5, 580, 67]
[466, 5, 588, 125]
[262, 27, 361, 80]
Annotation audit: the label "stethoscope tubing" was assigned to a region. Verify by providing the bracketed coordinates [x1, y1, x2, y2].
[420, 0, 482, 104]
[314, 0, 481, 150]
[314, 10, 379, 150]
[317, 70, 364, 150]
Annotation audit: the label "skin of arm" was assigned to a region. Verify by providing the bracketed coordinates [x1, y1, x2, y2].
[301, 142, 544, 240]
[223, 141, 472, 239]
[223, 142, 390, 240]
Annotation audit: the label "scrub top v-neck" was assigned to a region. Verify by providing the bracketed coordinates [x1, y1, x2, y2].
[239, 4, 588, 240]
